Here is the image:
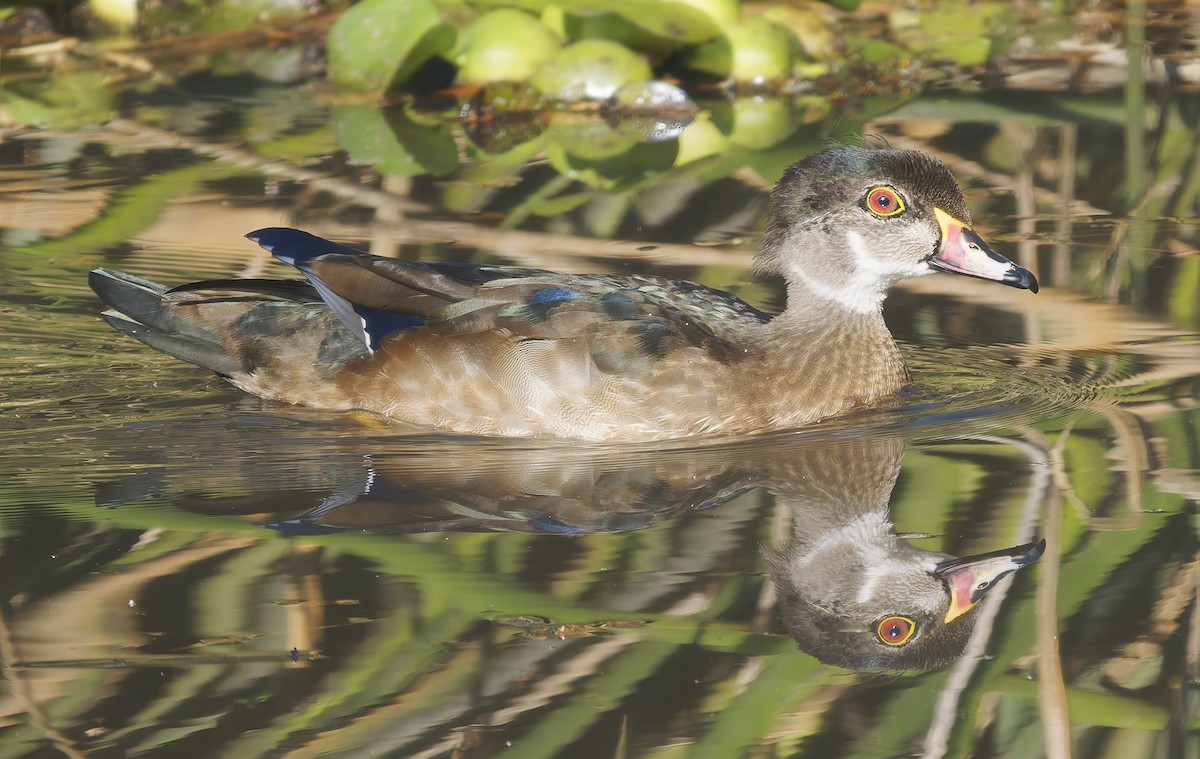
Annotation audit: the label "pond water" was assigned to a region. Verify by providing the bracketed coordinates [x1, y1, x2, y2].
[0, 80, 1198, 757]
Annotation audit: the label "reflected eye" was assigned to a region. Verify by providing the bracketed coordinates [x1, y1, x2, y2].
[865, 187, 905, 218]
[876, 616, 916, 646]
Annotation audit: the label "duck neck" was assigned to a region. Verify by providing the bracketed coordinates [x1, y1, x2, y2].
[747, 280, 907, 426]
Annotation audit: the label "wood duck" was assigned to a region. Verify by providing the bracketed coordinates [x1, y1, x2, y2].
[90, 143, 1038, 441]
[763, 437, 1043, 671]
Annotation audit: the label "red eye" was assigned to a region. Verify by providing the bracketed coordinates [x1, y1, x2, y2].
[876, 616, 916, 646]
[866, 187, 905, 217]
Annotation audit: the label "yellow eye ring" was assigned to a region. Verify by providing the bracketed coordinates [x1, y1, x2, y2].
[865, 187, 905, 218]
[876, 616, 916, 646]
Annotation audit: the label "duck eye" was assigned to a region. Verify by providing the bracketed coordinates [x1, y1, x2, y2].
[865, 187, 905, 218]
[875, 616, 916, 646]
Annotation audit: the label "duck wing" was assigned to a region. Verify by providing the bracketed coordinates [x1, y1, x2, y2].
[248, 228, 772, 371]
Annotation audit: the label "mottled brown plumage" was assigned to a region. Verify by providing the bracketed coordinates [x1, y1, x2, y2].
[90, 143, 1037, 440]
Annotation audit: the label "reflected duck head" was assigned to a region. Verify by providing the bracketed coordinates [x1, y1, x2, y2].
[757, 142, 1037, 314]
[768, 535, 1044, 672]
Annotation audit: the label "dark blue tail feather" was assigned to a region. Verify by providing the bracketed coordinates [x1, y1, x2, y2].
[246, 228, 426, 352]
[246, 227, 362, 265]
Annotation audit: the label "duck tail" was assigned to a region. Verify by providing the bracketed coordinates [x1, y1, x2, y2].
[89, 268, 246, 377]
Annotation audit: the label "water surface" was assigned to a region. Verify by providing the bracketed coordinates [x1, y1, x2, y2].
[0, 82, 1197, 758]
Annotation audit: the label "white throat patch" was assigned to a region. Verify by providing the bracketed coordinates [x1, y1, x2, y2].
[787, 230, 932, 314]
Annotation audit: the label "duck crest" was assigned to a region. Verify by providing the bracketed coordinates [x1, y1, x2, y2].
[89, 144, 1036, 440]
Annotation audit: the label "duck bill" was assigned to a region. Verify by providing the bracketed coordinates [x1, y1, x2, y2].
[935, 539, 1046, 624]
[930, 208, 1038, 293]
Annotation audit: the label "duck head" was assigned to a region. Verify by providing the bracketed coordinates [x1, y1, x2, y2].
[760, 436, 1045, 672]
[769, 525, 1044, 672]
[756, 143, 1038, 314]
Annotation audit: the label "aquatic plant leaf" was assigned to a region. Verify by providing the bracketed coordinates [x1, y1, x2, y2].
[473, 0, 720, 43]
[532, 39, 651, 101]
[13, 162, 238, 256]
[2, 72, 116, 129]
[332, 105, 458, 177]
[889, 1, 1012, 66]
[606, 81, 696, 143]
[455, 7, 562, 84]
[761, 5, 838, 61]
[684, 17, 796, 82]
[327, 0, 456, 91]
[528, 192, 592, 216]
[251, 127, 338, 161]
[385, 108, 461, 176]
[585, 0, 721, 44]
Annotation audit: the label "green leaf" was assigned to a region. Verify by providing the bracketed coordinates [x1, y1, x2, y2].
[385, 108, 461, 176]
[455, 8, 562, 84]
[591, 0, 721, 43]
[529, 192, 592, 216]
[327, 0, 456, 91]
[684, 18, 796, 82]
[333, 105, 419, 175]
[13, 162, 239, 257]
[889, 0, 1012, 66]
[331, 105, 459, 177]
[474, 0, 720, 43]
[2, 72, 116, 129]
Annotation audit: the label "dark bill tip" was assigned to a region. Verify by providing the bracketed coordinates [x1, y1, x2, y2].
[1003, 264, 1039, 293]
[933, 538, 1046, 577]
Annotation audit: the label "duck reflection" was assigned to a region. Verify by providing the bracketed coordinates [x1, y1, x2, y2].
[761, 438, 1043, 671]
[97, 425, 1041, 672]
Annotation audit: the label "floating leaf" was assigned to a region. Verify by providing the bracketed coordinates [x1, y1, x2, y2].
[332, 105, 458, 176]
[90, 0, 138, 27]
[386, 108, 460, 176]
[548, 117, 637, 162]
[528, 192, 593, 216]
[845, 36, 910, 65]
[455, 8, 562, 85]
[590, 0, 722, 43]
[605, 81, 696, 142]
[460, 81, 547, 153]
[462, 112, 547, 154]
[674, 113, 729, 165]
[327, 0, 455, 92]
[888, 1, 1012, 67]
[684, 17, 796, 83]
[473, 0, 721, 44]
[761, 5, 839, 61]
[532, 39, 651, 101]
[727, 97, 796, 149]
[564, 12, 680, 58]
